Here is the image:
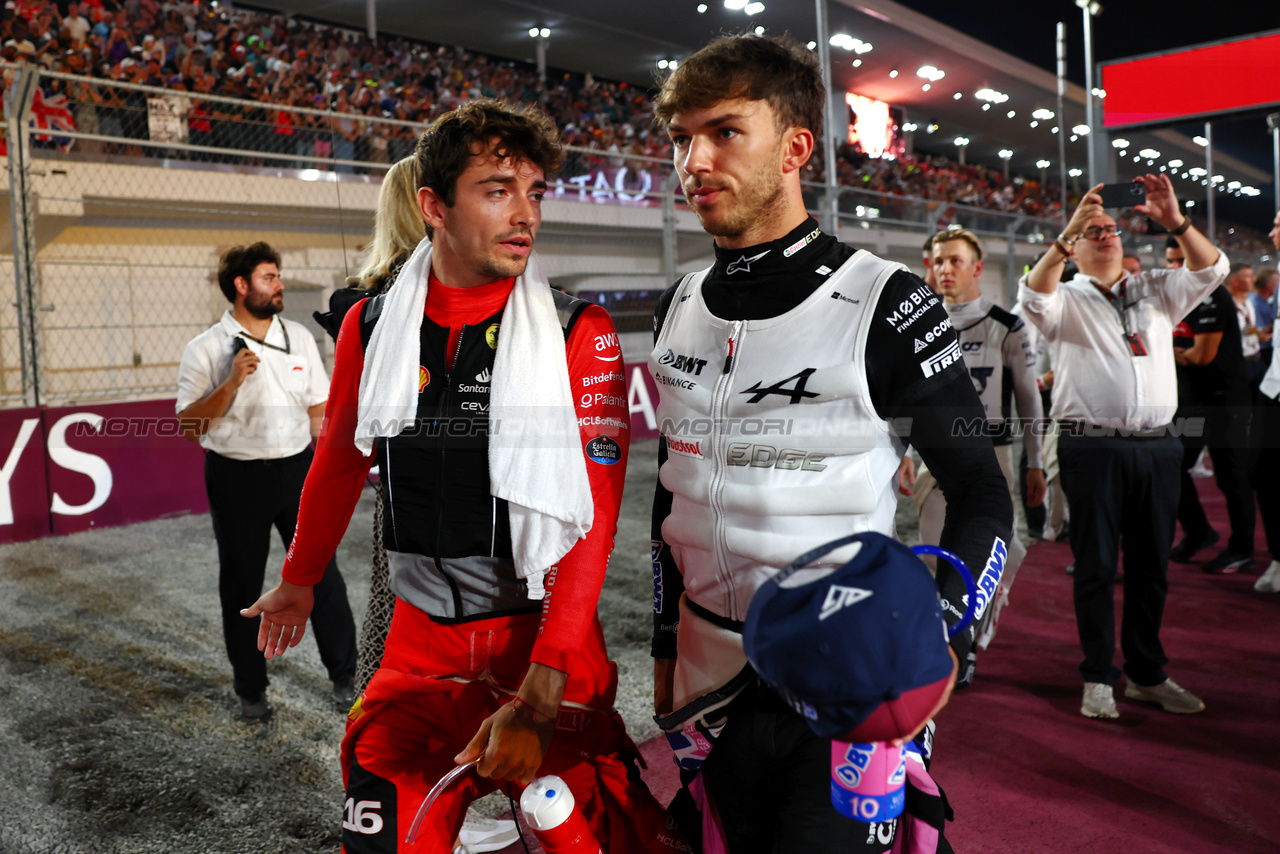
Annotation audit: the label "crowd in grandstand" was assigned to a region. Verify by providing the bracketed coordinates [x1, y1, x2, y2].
[0, 0, 1271, 250]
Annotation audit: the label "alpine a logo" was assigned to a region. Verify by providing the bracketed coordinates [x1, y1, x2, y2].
[920, 340, 962, 378]
[819, 584, 873, 621]
[740, 368, 819, 404]
[726, 249, 770, 275]
[658, 349, 708, 376]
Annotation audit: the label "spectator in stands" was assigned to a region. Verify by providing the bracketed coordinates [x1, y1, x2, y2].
[1122, 253, 1142, 276]
[1165, 235, 1185, 268]
[1226, 264, 1265, 391]
[1021, 178, 1226, 720]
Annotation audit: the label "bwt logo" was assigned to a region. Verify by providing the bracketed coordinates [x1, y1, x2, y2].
[972, 538, 1008, 620]
[819, 584, 873, 620]
[658, 349, 708, 376]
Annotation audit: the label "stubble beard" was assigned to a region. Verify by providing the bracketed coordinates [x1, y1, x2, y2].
[691, 149, 788, 244]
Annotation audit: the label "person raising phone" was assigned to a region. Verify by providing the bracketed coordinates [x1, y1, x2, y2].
[1020, 176, 1227, 720]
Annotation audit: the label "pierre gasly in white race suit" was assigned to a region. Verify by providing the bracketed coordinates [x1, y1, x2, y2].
[650, 218, 1012, 853]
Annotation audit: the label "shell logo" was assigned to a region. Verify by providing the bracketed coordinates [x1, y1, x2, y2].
[418, 365, 430, 393]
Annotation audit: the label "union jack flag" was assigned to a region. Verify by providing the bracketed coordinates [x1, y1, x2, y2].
[30, 87, 75, 151]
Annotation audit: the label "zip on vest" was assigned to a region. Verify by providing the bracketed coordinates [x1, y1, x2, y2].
[710, 320, 743, 618]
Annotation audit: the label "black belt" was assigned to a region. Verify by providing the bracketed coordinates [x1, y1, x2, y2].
[207, 449, 309, 465]
[1058, 421, 1171, 440]
[687, 596, 745, 633]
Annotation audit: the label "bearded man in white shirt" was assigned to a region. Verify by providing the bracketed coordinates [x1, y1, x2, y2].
[1020, 176, 1228, 720]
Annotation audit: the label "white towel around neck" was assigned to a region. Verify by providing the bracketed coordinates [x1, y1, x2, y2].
[354, 239, 593, 584]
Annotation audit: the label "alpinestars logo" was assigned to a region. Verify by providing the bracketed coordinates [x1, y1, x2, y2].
[740, 368, 819, 404]
[658, 349, 708, 376]
[726, 250, 770, 275]
[914, 338, 927, 353]
[819, 584, 873, 620]
[475, 367, 491, 383]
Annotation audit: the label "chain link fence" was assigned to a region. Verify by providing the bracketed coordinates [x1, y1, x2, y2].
[2, 62, 1266, 408]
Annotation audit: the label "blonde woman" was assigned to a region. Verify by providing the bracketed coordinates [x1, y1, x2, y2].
[341, 155, 425, 694]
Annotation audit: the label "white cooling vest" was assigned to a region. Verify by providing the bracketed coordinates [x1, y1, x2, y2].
[651, 250, 910, 622]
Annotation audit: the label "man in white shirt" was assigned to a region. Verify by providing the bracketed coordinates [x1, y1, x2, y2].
[177, 242, 357, 723]
[1020, 177, 1227, 720]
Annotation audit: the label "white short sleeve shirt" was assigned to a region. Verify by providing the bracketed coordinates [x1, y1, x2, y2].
[176, 311, 329, 460]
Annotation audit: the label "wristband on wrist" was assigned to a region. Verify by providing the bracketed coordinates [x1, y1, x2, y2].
[511, 695, 556, 722]
[1052, 239, 1071, 258]
[1058, 232, 1078, 246]
[1169, 217, 1191, 237]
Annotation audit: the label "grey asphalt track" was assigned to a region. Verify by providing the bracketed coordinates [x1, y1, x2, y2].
[0, 438, 922, 853]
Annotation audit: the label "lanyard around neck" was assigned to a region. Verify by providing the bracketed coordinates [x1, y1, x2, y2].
[236, 318, 291, 354]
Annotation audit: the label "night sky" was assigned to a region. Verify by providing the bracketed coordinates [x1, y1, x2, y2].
[900, 1, 1280, 228]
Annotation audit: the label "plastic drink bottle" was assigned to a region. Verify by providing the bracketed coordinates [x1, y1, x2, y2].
[519, 775, 604, 854]
[829, 740, 907, 822]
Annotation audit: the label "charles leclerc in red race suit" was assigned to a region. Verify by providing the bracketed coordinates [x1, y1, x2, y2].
[281, 274, 678, 853]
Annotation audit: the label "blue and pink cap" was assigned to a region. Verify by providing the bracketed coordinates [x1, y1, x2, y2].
[744, 532, 970, 743]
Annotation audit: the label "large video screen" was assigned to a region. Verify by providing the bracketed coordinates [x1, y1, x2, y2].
[846, 93, 905, 159]
[1102, 31, 1280, 129]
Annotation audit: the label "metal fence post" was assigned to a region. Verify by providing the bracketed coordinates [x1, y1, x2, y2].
[661, 170, 680, 286]
[1005, 216, 1025, 306]
[6, 64, 41, 406]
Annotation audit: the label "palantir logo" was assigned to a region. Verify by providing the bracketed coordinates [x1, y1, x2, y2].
[819, 584, 873, 621]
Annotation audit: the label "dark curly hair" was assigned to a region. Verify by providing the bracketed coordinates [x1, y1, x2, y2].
[415, 99, 562, 236]
[217, 242, 281, 302]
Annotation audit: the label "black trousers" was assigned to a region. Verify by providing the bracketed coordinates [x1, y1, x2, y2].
[1058, 433, 1181, 687]
[205, 448, 357, 698]
[1252, 395, 1280, 558]
[1176, 402, 1255, 554]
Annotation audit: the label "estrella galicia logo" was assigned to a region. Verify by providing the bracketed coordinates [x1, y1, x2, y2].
[740, 368, 819, 404]
[586, 435, 622, 465]
[658, 349, 708, 376]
